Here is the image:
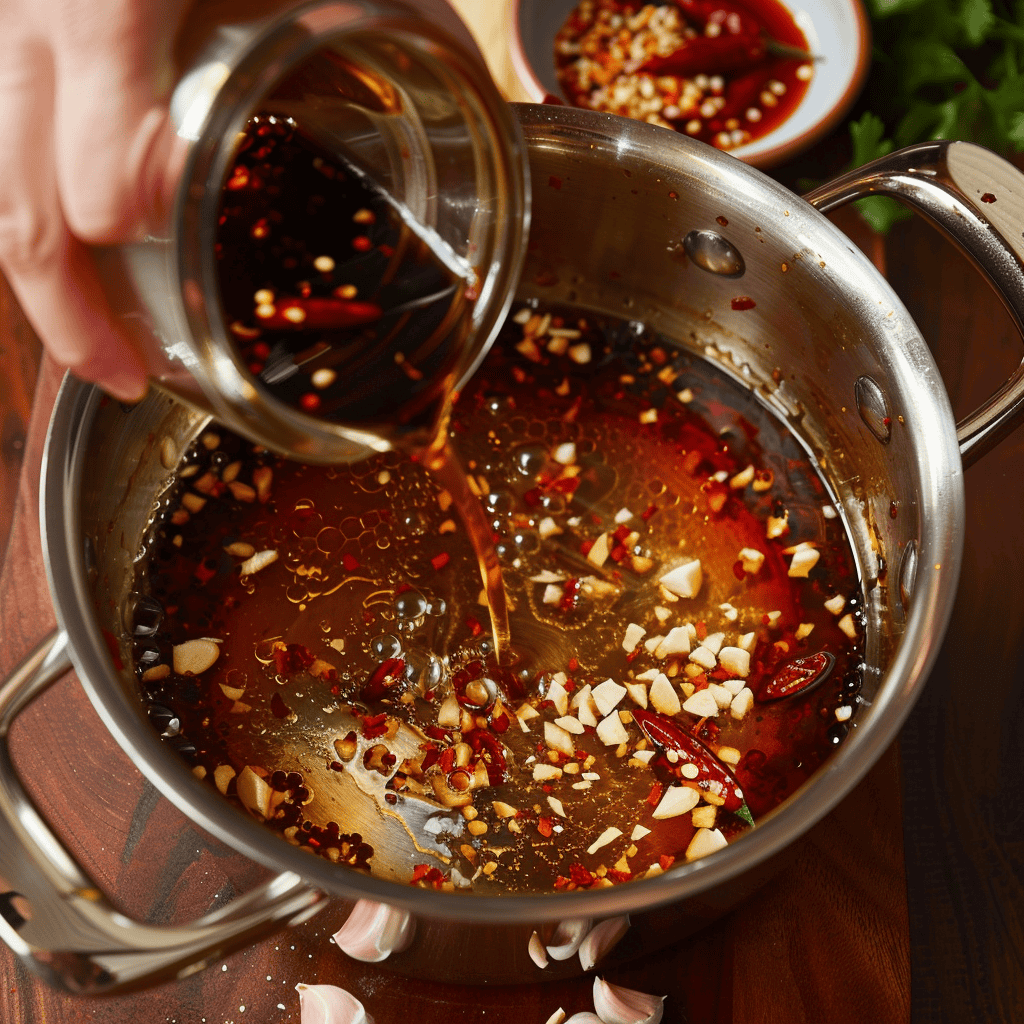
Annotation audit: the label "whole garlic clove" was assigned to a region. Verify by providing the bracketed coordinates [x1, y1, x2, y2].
[529, 930, 550, 969]
[332, 900, 415, 963]
[578, 915, 630, 971]
[563, 1014, 605, 1024]
[295, 983, 374, 1024]
[546, 917, 593, 961]
[592, 976, 666, 1024]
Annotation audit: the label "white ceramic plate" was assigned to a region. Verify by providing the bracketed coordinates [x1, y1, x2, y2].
[510, 0, 871, 168]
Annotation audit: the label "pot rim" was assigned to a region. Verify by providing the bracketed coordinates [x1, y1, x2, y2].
[40, 108, 964, 923]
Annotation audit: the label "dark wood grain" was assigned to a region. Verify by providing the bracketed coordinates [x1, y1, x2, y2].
[0, 276, 42, 566]
[885, 218, 1024, 1024]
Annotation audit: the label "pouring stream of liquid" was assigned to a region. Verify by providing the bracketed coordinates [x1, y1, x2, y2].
[421, 407, 512, 666]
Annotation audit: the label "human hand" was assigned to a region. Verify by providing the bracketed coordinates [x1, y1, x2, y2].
[0, 0, 192, 401]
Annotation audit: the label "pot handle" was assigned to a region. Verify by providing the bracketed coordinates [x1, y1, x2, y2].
[804, 139, 1024, 468]
[0, 630, 327, 994]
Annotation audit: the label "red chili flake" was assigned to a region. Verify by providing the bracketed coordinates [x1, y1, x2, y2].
[731, 296, 756, 311]
[659, 854, 676, 871]
[410, 864, 445, 888]
[101, 629, 124, 671]
[252, 342, 270, 359]
[342, 553, 360, 571]
[554, 876, 572, 891]
[607, 868, 633, 883]
[226, 167, 250, 190]
[431, 552, 450, 571]
[569, 863, 596, 887]
[646, 782, 664, 807]
[691, 672, 709, 690]
[352, 235, 373, 251]
[193, 560, 217, 584]
[579, 539, 594, 556]
[377, 243, 395, 258]
[537, 817, 554, 838]
[438, 747, 456, 774]
[695, 620, 708, 640]
[465, 615, 483, 637]
[568, 657, 579, 671]
[548, 175, 563, 190]
[329, 761, 344, 772]
[610, 544, 628, 562]
[361, 713, 389, 739]
[641, 503, 658, 521]
[981, 192, 997, 203]
[890, 500, 899, 519]
[490, 711, 510, 733]
[732, 559, 746, 581]
[299, 393, 320, 412]
[273, 642, 316, 675]
[716, 215, 729, 226]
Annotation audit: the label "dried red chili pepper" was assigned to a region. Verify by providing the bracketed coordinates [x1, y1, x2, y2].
[361, 657, 405, 701]
[632, 708, 751, 820]
[255, 296, 382, 330]
[675, 0, 762, 36]
[759, 651, 835, 701]
[713, 67, 772, 122]
[640, 33, 767, 78]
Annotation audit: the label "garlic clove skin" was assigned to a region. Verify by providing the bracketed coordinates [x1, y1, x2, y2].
[295, 983, 374, 1024]
[592, 976, 666, 1024]
[578, 915, 630, 971]
[332, 899, 415, 963]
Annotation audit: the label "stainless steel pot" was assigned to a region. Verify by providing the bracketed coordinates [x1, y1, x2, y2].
[6, 105, 1024, 994]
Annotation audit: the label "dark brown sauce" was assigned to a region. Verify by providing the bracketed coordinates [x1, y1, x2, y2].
[130, 304, 864, 894]
[215, 112, 472, 439]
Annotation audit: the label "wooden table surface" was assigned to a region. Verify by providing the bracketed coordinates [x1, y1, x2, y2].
[1, 6, 1023, 1023]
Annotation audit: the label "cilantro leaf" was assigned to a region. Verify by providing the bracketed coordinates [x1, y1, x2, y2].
[853, 196, 914, 234]
[847, 0, 1024, 231]
[960, 0, 995, 45]
[849, 111, 894, 165]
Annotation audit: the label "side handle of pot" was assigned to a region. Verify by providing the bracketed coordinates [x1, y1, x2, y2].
[0, 630, 327, 995]
[804, 140, 1024, 468]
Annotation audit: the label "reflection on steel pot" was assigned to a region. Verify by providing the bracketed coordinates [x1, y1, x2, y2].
[6, 105, 1024, 993]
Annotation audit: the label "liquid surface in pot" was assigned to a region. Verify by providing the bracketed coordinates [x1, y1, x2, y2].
[130, 302, 865, 894]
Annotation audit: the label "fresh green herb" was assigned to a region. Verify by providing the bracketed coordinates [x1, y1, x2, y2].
[735, 802, 756, 827]
[850, 0, 1024, 231]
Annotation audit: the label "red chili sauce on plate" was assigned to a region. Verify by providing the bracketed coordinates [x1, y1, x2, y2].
[554, 0, 813, 151]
